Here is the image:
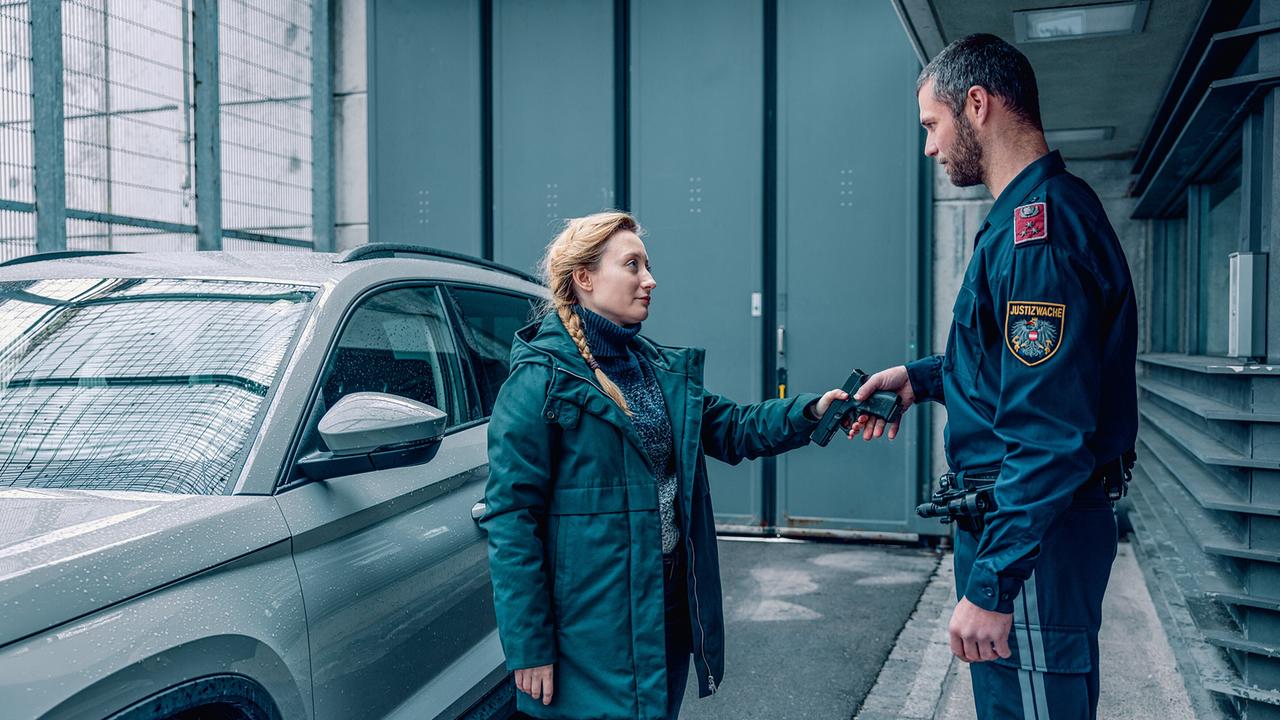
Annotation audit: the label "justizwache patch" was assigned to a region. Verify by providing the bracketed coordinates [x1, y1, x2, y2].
[1013, 202, 1048, 245]
[1005, 301, 1065, 366]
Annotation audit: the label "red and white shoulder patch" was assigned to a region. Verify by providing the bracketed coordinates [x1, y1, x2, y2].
[1013, 202, 1048, 245]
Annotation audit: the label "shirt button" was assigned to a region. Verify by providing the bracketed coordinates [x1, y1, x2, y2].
[984, 587, 995, 598]
[1000, 593, 1010, 601]
[546, 410, 558, 421]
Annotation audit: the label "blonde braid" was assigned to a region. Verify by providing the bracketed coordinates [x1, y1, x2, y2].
[539, 210, 643, 418]
[556, 303, 632, 416]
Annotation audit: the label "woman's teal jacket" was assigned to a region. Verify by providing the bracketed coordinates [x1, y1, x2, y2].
[481, 313, 820, 719]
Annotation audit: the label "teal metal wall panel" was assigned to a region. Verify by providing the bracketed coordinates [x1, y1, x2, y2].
[774, 0, 924, 533]
[370, 0, 482, 255]
[491, 0, 615, 277]
[631, 0, 764, 525]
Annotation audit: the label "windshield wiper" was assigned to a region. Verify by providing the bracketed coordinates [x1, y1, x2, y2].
[3, 374, 268, 396]
[0, 289, 311, 308]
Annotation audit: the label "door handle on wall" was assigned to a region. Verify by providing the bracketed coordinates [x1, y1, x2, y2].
[777, 325, 785, 355]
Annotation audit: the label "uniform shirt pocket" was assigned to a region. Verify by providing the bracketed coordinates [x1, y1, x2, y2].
[946, 285, 983, 387]
[953, 285, 978, 328]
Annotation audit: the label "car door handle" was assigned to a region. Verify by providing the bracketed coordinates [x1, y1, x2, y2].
[471, 501, 487, 523]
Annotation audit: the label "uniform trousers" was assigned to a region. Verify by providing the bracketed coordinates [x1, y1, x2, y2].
[953, 486, 1117, 720]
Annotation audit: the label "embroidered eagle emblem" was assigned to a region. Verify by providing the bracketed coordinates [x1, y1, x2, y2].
[1005, 301, 1066, 366]
[1010, 317, 1057, 357]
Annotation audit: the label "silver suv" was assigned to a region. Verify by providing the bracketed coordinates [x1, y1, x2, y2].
[0, 245, 544, 720]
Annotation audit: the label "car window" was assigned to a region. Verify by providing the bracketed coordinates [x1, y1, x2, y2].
[318, 285, 467, 428]
[0, 278, 314, 494]
[448, 287, 538, 417]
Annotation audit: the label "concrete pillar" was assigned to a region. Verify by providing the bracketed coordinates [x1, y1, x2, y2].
[30, 0, 66, 252]
[312, 0, 336, 252]
[928, 162, 988, 478]
[335, 0, 369, 251]
[192, 0, 222, 251]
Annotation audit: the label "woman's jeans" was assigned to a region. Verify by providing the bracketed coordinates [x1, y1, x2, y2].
[663, 551, 692, 720]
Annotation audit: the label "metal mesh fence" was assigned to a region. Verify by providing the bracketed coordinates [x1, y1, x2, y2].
[0, 1, 35, 261]
[0, 1, 33, 205]
[67, 217, 196, 252]
[62, 0, 196, 226]
[0, 208, 34, 261]
[0, 1, 319, 260]
[219, 0, 313, 243]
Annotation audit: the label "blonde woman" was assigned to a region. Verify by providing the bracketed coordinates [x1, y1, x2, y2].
[481, 211, 847, 719]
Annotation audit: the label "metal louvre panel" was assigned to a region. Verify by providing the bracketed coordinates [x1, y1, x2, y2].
[1132, 355, 1280, 716]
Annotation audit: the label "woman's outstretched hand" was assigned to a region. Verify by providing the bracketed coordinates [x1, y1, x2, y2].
[812, 388, 850, 420]
[515, 664, 554, 706]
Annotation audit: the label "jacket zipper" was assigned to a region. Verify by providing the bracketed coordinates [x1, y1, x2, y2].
[554, 366, 605, 394]
[686, 534, 715, 694]
[677, 371, 713, 695]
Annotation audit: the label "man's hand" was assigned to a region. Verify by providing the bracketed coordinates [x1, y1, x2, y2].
[849, 365, 916, 440]
[514, 664, 554, 706]
[948, 597, 1013, 663]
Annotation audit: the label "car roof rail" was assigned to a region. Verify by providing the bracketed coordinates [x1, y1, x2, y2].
[0, 250, 136, 267]
[335, 243, 542, 285]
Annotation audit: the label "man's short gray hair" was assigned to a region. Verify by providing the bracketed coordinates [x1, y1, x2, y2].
[917, 33, 1043, 132]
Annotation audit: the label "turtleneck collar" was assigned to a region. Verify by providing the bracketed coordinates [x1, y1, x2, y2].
[575, 305, 641, 359]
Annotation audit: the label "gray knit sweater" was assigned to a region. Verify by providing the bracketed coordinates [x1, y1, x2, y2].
[576, 306, 680, 555]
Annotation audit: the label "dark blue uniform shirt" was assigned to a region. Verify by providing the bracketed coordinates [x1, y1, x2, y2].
[906, 151, 1137, 614]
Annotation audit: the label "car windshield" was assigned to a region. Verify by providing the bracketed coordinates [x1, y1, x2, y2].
[0, 278, 314, 494]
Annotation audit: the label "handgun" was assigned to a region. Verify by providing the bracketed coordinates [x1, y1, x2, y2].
[809, 369, 904, 447]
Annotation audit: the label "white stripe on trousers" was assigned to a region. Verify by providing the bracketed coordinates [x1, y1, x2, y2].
[1012, 573, 1053, 719]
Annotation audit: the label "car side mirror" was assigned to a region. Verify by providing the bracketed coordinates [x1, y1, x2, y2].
[296, 392, 448, 482]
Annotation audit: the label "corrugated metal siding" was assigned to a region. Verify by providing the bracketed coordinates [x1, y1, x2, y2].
[1133, 354, 1280, 717]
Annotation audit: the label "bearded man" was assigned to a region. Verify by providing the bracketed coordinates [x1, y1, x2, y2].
[852, 33, 1138, 720]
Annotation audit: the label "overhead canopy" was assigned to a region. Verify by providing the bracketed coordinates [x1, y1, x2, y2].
[892, 0, 1209, 161]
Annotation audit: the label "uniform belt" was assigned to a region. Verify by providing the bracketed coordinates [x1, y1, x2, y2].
[957, 449, 1135, 500]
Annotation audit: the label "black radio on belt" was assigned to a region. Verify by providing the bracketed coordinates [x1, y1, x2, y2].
[1097, 449, 1137, 502]
[916, 473, 995, 534]
[810, 369, 904, 447]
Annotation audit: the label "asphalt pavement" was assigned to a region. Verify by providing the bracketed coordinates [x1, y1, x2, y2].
[680, 537, 939, 720]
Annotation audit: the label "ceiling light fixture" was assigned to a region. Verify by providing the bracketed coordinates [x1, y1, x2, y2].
[1014, 2, 1150, 43]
